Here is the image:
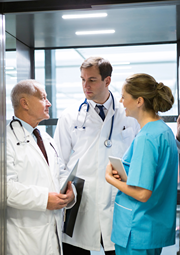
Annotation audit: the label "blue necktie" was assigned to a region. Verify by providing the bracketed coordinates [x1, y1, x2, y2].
[96, 105, 105, 121]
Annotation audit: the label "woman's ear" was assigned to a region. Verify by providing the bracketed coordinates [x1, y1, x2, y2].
[137, 97, 144, 108]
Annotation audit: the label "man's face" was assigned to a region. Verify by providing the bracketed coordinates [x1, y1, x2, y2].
[27, 85, 51, 124]
[81, 66, 110, 104]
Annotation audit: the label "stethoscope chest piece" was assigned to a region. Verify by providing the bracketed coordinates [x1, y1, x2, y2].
[104, 139, 112, 148]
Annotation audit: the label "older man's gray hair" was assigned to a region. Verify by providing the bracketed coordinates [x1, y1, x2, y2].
[11, 79, 42, 110]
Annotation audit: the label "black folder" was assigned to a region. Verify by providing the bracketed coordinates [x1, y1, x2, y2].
[63, 176, 85, 237]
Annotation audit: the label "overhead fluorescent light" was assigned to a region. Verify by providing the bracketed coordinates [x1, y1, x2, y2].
[62, 13, 107, 19]
[76, 30, 115, 35]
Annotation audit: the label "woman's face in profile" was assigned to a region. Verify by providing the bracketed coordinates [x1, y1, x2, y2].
[120, 85, 138, 118]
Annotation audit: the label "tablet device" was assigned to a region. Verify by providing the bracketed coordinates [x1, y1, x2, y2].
[108, 156, 127, 182]
[60, 159, 79, 194]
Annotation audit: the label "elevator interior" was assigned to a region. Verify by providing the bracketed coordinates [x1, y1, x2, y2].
[1, 0, 180, 254]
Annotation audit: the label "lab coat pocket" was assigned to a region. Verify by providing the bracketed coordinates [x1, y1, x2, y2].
[121, 127, 134, 140]
[112, 127, 135, 157]
[111, 201, 132, 247]
[19, 223, 53, 255]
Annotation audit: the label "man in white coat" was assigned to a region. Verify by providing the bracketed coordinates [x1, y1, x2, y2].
[54, 57, 140, 255]
[7, 79, 76, 255]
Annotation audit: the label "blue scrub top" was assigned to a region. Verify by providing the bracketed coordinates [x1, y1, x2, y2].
[111, 119, 178, 249]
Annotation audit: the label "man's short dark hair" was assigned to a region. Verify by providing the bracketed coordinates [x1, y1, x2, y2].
[80, 56, 113, 81]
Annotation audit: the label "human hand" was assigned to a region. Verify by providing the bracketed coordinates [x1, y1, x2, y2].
[47, 192, 69, 210]
[105, 162, 114, 184]
[65, 181, 75, 204]
[112, 170, 121, 181]
[105, 162, 121, 183]
[177, 115, 180, 141]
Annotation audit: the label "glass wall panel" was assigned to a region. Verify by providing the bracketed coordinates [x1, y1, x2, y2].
[35, 44, 177, 118]
[35, 50, 45, 85]
[6, 50, 45, 122]
[7, 45, 177, 125]
[6, 51, 17, 121]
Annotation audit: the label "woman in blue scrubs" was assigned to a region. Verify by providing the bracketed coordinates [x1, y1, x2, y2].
[106, 73, 178, 255]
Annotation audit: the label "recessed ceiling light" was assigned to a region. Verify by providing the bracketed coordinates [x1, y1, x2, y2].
[76, 30, 115, 35]
[62, 13, 107, 19]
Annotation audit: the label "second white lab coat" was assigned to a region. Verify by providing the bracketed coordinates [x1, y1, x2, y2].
[7, 121, 75, 255]
[54, 95, 139, 251]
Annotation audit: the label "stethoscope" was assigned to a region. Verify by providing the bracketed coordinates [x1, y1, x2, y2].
[10, 117, 60, 159]
[75, 91, 115, 148]
[10, 117, 30, 145]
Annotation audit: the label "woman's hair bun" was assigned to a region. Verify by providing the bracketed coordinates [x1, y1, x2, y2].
[124, 73, 174, 113]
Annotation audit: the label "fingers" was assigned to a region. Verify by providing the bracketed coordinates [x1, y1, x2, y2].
[65, 182, 75, 202]
[57, 193, 68, 199]
[66, 181, 73, 192]
[55, 201, 68, 210]
[47, 192, 69, 210]
[113, 174, 121, 180]
[112, 170, 121, 180]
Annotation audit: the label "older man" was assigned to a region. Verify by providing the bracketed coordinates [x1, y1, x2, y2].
[7, 79, 75, 255]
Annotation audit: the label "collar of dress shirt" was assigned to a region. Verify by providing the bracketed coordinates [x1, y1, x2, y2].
[13, 116, 37, 141]
[88, 92, 112, 110]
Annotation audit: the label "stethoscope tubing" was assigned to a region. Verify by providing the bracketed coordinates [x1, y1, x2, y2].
[75, 91, 115, 147]
[10, 117, 30, 145]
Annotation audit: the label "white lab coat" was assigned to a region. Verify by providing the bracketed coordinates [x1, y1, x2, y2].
[7, 121, 75, 255]
[54, 95, 140, 251]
